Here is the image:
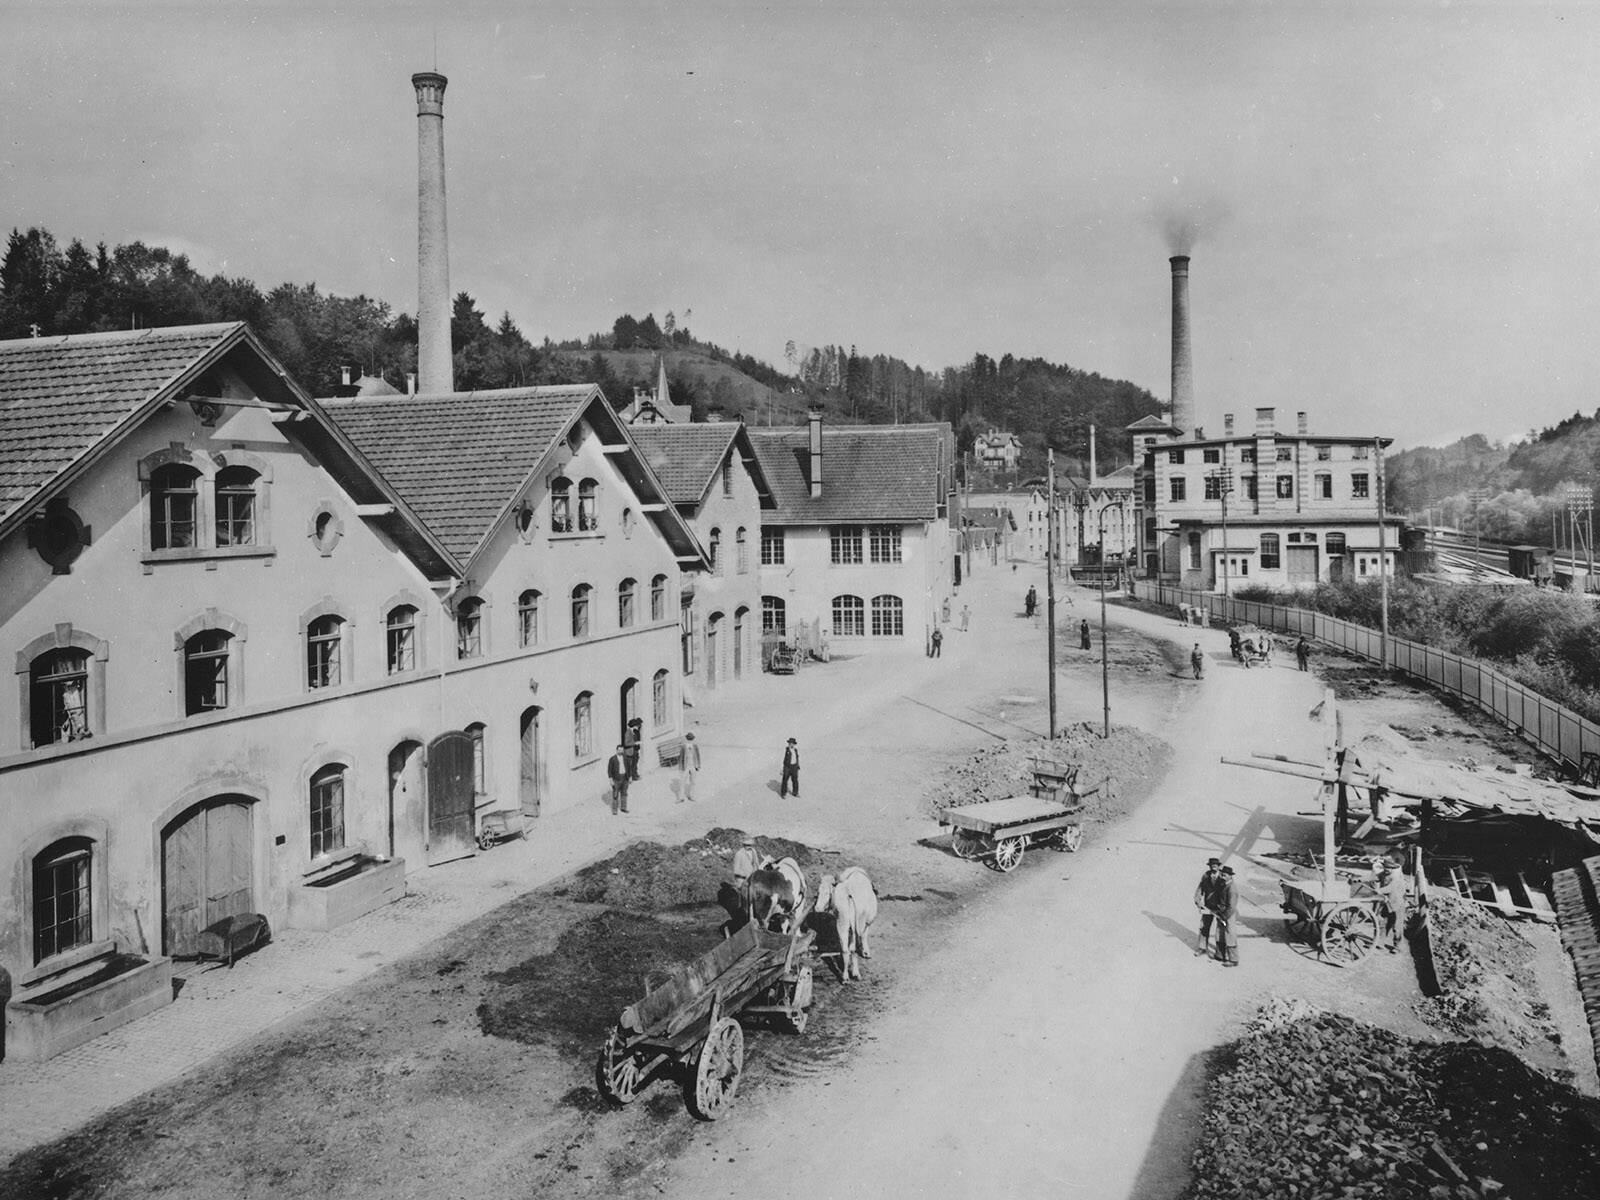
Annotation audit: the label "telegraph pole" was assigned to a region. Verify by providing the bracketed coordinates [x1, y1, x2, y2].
[1047, 449, 1058, 740]
[1098, 500, 1125, 738]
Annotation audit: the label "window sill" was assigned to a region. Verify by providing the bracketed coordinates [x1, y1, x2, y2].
[20, 938, 117, 988]
[549, 532, 604, 543]
[301, 843, 371, 879]
[142, 545, 276, 566]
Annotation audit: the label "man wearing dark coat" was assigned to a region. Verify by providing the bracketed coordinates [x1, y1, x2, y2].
[1193, 857, 1225, 956]
[780, 737, 801, 798]
[607, 744, 630, 815]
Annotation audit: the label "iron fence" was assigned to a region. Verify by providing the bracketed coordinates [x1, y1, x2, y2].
[1131, 580, 1600, 773]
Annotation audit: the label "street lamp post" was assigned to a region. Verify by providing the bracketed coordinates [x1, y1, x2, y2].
[1098, 499, 1127, 739]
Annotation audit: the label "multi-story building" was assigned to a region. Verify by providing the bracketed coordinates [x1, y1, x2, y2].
[751, 414, 956, 652]
[1131, 407, 1399, 589]
[974, 429, 1022, 473]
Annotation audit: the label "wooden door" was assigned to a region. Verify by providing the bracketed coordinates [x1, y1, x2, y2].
[1287, 545, 1319, 586]
[519, 707, 542, 816]
[162, 797, 253, 956]
[427, 730, 477, 865]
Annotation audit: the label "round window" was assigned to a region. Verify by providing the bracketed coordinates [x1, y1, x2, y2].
[309, 506, 344, 554]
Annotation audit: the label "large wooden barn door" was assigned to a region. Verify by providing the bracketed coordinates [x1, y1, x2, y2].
[1286, 545, 1319, 586]
[427, 730, 477, 865]
[163, 797, 254, 957]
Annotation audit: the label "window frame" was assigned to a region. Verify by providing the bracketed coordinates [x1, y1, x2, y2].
[184, 628, 233, 714]
[150, 463, 201, 550]
[762, 595, 787, 637]
[1260, 533, 1282, 570]
[577, 478, 599, 532]
[456, 596, 486, 660]
[869, 525, 902, 564]
[830, 525, 864, 565]
[1276, 475, 1294, 500]
[760, 527, 785, 565]
[305, 613, 345, 690]
[832, 594, 865, 637]
[709, 527, 723, 576]
[650, 575, 667, 622]
[309, 764, 347, 860]
[653, 669, 670, 727]
[869, 594, 904, 637]
[735, 527, 749, 574]
[213, 465, 259, 548]
[1169, 477, 1187, 502]
[386, 605, 418, 674]
[139, 447, 274, 562]
[1352, 472, 1371, 499]
[571, 584, 593, 639]
[573, 691, 594, 760]
[27, 648, 93, 748]
[618, 578, 637, 629]
[1315, 473, 1332, 499]
[32, 836, 95, 964]
[518, 589, 542, 647]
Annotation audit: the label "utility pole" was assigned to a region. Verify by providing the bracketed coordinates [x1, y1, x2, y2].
[1047, 449, 1058, 740]
[1098, 500, 1125, 738]
[962, 451, 972, 584]
[1209, 467, 1234, 596]
[1376, 437, 1390, 670]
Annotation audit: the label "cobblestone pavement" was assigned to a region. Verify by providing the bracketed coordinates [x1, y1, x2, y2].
[0, 606, 969, 1165]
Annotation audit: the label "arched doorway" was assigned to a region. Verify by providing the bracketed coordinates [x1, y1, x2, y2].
[161, 796, 255, 957]
[388, 740, 424, 861]
[619, 677, 638, 747]
[519, 706, 543, 815]
[427, 730, 477, 866]
[733, 607, 747, 679]
[706, 612, 723, 688]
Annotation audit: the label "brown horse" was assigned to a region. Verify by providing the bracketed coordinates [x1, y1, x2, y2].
[744, 856, 806, 932]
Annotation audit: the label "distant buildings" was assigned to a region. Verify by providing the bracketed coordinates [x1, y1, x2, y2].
[974, 429, 1022, 473]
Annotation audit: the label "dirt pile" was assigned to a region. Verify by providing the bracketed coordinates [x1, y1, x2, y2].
[926, 723, 1170, 821]
[1414, 892, 1562, 1065]
[566, 828, 834, 911]
[1187, 1004, 1600, 1200]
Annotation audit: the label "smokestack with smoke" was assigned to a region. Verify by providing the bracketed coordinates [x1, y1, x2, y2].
[1170, 255, 1194, 436]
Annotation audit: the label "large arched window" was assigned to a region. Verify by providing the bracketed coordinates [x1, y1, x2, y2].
[214, 466, 259, 547]
[578, 478, 599, 532]
[618, 578, 637, 628]
[653, 669, 670, 727]
[651, 574, 668, 622]
[309, 764, 346, 858]
[761, 595, 787, 637]
[871, 594, 904, 637]
[306, 614, 345, 689]
[573, 691, 594, 758]
[29, 649, 91, 746]
[518, 589, 542, 647]
[184, 630, 233, 715]
[832, 594, 865, 638]
[387, 605, 418, 674]
[709, 527, 723, 576]
[550, 476, 573, 533]
[150, 464, 201, 550]
[571, 584, 593, 638]
[33, 836, 94, 962]
[457, 597, 485, 659]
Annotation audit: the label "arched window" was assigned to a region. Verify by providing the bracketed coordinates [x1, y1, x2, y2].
[518, 589, 541, 647]
[150, 464, 200, 550]
[184, 630, 232, 715]
[306, 614, 344, 689]
[871, 594, 904, 637]
[29, 649, 91, 746]
[618, 578, 637, 628]
[571, 584, 592, 638]
[214, 466, 259, 547]
[736, 527, 748, 574]
[309, 764, 346, 858]
[33, 837, 94, 962]
[832, 594, 865, 638]
[457, 597, 485, 659]
[762, 596, 787, 637]
[652, 669, 670, 727]
[466, 722, 487, 796]
[387, 605, 418, 674]
[578, 478, 599, 532]
[550, 476, 573, 533]
[709, 527, 723, 576]
[651, 574, 668, 622]
[573, 691, 594, 758]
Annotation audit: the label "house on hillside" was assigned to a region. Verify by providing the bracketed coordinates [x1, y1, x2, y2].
[1131, 407, 1399, 589]
[750, 414, 956, 652]
[975, 429, 1022, 473]
[0, 324, 704, 1060]
[629, 422, 775, 688]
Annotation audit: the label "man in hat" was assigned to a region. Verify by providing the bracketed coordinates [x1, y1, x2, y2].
[1080, 618, 1091, 651]
[607, 744, 630, 815]
[1193, 857, 1225, 956]
[780, 737, 801, 798]
[1377, 860, 1408, 952]
[1213, 865, 1240, 966]
[1191, 643, 1205, 679]
[624, 716, 644, 781]
[679, 731, 701, 802]
[732, 836, 759, 887]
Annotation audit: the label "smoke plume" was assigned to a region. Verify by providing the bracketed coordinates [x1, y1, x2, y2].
[1156, 198, 1232, 254]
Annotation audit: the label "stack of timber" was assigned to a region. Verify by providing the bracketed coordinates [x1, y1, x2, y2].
[1551, 854, 1600, 1076]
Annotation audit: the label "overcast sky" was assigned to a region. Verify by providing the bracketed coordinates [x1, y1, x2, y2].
[4, 2, 1598, 449]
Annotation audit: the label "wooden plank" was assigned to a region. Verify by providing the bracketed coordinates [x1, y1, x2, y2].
[1517, 873, 1558, 921]
[1490, 877, 1520, 920]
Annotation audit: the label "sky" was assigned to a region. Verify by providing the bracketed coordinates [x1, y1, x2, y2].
[3, 1, 1599, 450]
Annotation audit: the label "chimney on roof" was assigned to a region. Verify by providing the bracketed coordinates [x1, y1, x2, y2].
[406, 371, 417, 396]
[1255, 407, 1275, 436]
[1169, 255, 1194, 436]
[1297, 411, 1308, 435]
[412, 70, 453, 395]
[1224, 413, 1234, 438]
[807, 408, 823, 499]
[341, 365, 352, 387]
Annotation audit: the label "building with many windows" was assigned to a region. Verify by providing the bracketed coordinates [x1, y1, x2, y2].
[751, 414, 956, 652]
[0, 324, 704, 1058]
[1131, 407, 1399, 589]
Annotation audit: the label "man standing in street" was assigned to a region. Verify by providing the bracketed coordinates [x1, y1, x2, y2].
[607, 744, 630, 815]
[624, 716, 644, 781]
[1214, 865, 1240, 966]
[1193, 857, 1224, 956]
[1080, 618, 1092, 651]
[1191, 643, 1205, 679]
[931, 626, 943, 657]
[780, 737, 801, 798]
[1295, 637, 1311, 672]
[679, 731, 701, 802]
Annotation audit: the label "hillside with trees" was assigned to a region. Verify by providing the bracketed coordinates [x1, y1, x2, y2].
[0, 225, 1162, 474]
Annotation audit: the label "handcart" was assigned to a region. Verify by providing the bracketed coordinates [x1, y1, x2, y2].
[596, 905, 816, 1120]
[1279, 874, 1384, 965]
[939, 795, 1085, 872]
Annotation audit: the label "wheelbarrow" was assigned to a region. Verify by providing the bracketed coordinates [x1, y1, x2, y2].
[477, 808, 529, 851]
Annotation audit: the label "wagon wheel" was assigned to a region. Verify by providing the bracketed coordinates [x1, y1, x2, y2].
[1050, 824, 1084, 853]
[596, 1027, 644, 1106]
[688, 1017, 745, 1120]
[787, 965, 814, 1034]
[991, 835, 1025, 873]
[1319, 903, 1379, 965]
[476, 832, 495, 852]
[949, 828, 980, 860]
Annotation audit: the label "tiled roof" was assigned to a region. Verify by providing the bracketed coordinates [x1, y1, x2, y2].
[628, 423, 740, 506]
[0, 323, 243, 528]
[1126, 414, 1175, 431]
[322, 386, 594, 563]
[749, 423, 950, 524]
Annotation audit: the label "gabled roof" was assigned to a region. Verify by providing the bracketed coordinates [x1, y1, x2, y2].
[322, 385, 705, 567]
[0, 324, 455, 576]
[1126, 414, 1176, 432]
[749, 422, 952, 525]
[964, 505, 1016, 532]
[628, 422, 774, 509]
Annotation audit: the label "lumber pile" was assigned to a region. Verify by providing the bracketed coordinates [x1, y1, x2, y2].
[1551, 854, 1600, 1077]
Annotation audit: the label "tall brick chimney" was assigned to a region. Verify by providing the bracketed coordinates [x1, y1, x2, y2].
[413, 71, 453, 395]
[1170, 255, 1194, 436]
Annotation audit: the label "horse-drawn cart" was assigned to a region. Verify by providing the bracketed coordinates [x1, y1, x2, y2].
[596, 908, 816, 1120]
[1279, 875, 1383, 965]
[940, 795, 1085, 872]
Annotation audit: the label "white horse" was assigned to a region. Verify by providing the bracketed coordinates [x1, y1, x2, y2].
[816, 867, 878, 981]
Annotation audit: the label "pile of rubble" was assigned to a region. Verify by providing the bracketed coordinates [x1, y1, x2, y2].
[1188, 1004, 1600, 1200]
[566, 828, 831, 911]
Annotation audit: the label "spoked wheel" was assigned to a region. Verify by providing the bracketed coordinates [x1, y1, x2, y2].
[688, 1017, 745, 1120]
[787, 965, 814, 1033]
[991, 836, 1025, 873]
[1051, 824, 1084, 853]
[596, 1027, 644, 1106]
[1319, 903, 1379, 965]
[950, 828, 980, 860]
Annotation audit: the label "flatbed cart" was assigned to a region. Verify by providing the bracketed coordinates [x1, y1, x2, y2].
[939, 794, 1085, 873]
[595, 905, 816, 1120]
[1279, 874, 1384, 965]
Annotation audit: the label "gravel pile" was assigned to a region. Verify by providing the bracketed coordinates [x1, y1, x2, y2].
[1188, 1006, 1600, 1200]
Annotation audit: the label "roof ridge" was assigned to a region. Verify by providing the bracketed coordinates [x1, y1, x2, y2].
[0, 322, 242, 350]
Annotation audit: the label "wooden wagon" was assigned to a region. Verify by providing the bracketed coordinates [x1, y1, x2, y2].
[1278, 875, 1384, 965]
[595, 908, 816, 1120]
[939, 795, 1085, 872]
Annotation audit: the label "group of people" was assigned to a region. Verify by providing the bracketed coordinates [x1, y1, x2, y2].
[607, 731, 803, 815]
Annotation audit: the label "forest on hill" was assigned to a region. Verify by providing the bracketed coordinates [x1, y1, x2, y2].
[0, 225, 1161, 475]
